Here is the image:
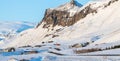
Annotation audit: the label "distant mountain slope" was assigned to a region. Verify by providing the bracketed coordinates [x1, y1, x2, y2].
[0, 21, 35, 42]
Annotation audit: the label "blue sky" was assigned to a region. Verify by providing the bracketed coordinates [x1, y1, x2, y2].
[0, 0, 89, 23]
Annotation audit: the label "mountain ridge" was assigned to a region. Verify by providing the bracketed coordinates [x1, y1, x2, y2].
[1, 0, 120, 53]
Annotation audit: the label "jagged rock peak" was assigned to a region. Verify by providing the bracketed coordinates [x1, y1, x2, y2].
[36, 0, 83, 28]
[36, 0, 98, 28]
[70, 0, 82, 7]
[70, 0, 76, 5]
[54, 0, 82, 11]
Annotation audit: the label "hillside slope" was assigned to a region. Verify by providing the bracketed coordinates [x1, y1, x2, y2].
[2, 0, 120, 53]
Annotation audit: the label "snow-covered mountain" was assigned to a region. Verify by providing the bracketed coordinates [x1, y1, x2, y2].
[0, 21, 35, 43]
[1, 0, 120, 55]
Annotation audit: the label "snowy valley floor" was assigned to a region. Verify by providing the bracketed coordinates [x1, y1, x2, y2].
[0, 54, 120, 61]
[0, 48, 120, 61]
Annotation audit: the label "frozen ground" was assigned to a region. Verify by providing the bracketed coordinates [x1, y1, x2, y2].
[0, 44, 120, 61]
[0, 52, 120, 61]
[0, 0, 120, 61]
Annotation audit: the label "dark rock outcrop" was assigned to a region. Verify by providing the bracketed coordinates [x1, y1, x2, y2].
[70, 0, 83, 7]
[43, 9, 71, 27]
[37, 5, 97, 28]
[104, 0, 118, 8]
[36, 0, 98, 28]
[36, 0, 118, 28]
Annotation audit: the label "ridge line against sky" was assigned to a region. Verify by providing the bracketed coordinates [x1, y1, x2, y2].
[0, 0, 90, 23]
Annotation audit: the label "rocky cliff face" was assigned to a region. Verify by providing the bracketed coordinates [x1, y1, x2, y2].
[36, 0, 82, 28]
[36, 0, 99, 28]
[37, 0, 119, 29]
[42, 9, 71, 27]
